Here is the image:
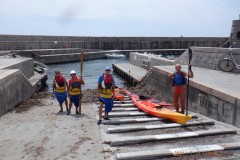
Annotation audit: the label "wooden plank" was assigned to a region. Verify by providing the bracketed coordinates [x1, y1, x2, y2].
[113, 103, 135, 107]
[102, 115, 198, 125]
[116, 142, 240, 160]
[113, 100, 132, 104]
[102, 117, 163, 125]
[111, 129, 236, 146]
[107, 121, 214, 133]
[103, 108, 139, 112]
[103, 111, 147, 118]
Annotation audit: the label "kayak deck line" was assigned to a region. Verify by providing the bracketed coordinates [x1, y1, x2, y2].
[110, 129, 237, 146]
[107, 120, 215, 133]
[116, 142, 240, 160]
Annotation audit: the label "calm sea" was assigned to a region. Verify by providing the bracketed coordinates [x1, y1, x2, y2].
[45, 58, 129, 91]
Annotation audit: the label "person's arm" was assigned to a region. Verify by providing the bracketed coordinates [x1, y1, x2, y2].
[68, 80, 71, 96]
[112, 77, 115, 98]
[80, 76, 85, 85]
[52, 78, 56, 94]
[64, 77, 69, 92]
[97, 76, 102, 98]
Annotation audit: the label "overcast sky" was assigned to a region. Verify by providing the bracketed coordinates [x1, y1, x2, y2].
[0, 0, 239, 37]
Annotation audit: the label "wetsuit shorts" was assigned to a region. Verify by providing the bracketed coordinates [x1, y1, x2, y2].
[99, 97, 113, 112]
[70, 95, 80, 108]
[54, 91, 67, 104]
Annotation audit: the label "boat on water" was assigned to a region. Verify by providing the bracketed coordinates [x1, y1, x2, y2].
[125, 90, 192, 124]
[105, 53, 126, 59]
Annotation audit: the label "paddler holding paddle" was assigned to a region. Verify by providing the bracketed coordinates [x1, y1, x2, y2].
[97, 67, 115, 125]
[169, 63, 193, 114]
[67, 70, 85, 115]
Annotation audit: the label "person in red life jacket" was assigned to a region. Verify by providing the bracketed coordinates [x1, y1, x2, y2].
[67, 70, 85, 115]
[52, 70, 69, 112]
[169, 64, 193, 114]
[97, 66, 115, 125]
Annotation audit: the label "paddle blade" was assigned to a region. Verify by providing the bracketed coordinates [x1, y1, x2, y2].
[188, 48, 193, 63]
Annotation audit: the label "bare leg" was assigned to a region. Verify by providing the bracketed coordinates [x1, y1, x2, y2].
[68, 101, 73, 115]
[180, 92, 185, 114]
[65, 97, 68, 111]
[59, 104, 63, 112]
[174, 92, 180, 113]
[98, 102, 103, 120]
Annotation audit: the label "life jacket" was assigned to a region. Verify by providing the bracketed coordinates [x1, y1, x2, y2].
[173, 71, 186, 86]
[69, 76, 81, 95]
[54, 75, 66, 92]
[98, 74, 113, 98]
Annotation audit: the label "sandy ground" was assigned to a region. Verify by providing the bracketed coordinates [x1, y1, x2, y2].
[0, 93, 105, 160]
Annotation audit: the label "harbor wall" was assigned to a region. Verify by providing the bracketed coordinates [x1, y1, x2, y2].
[36, 51, 115, 64]
[0, 35, 228, 50]
[0, 69, 34, 116]
[147, 66, 240, 128]
[130, 47, 240, 73]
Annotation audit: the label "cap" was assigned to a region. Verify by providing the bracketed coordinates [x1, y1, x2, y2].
[105, 66, 111, 71]
[70, 70, 76, 74]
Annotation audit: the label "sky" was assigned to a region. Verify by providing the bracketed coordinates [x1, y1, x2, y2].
[0, 0, 239, 37]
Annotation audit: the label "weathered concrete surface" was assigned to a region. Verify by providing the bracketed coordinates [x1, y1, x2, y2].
[0, 69, 34, 116]
[0, 99, 105, 160]
[148, 65, 240, 128]
[0, 57, 34, 78]
[130, 52, 174, 69]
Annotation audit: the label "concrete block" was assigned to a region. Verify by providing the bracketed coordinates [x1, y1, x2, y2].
[210, 89, 236, 104]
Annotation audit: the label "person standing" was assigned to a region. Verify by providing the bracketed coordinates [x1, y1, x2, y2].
[97, 67, 115, 125]
[169, 64, 193, 114]
[67, 70, 85, 115]
[52, 70, 68, 112]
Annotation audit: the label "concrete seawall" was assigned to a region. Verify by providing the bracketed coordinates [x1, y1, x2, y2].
[0, 69, 34, 116]
[0, 57, 47, 116]
[0, 35, 228, 50]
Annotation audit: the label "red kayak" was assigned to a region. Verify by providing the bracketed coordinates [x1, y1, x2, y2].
[125, 90, 192, 124]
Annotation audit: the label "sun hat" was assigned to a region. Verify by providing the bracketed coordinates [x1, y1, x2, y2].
[70, 70, 76, 74]
[105, 66, 111, 71]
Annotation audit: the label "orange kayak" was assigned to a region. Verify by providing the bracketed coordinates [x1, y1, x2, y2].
[114, 88, 124, 101]
[125, 90, 192, 124]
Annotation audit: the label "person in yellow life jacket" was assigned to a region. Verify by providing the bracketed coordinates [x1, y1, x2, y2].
[97, 66, 115, 125]
[52, 70, 69, 112]
[67, 70, 85, 115]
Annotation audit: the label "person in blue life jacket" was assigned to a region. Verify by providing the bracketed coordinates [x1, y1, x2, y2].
[67, 70, 85, 115]
[52, 70, 69, 113]
[97, 66, 115, 125]
[169, 64, 193, 114]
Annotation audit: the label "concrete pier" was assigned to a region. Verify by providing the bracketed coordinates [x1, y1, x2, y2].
[112, 63, 147, 86]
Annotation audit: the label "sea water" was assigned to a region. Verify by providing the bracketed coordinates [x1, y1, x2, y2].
[45, 58, 129, 91]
